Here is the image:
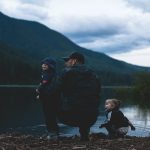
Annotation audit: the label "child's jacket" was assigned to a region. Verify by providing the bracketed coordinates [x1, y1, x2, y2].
[105, 108, 129, 129]
[38, 57, 57, 98]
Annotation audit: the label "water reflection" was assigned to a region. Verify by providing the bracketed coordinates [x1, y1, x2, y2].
[0, 87, 150, 137]
[0, 87, 44, 129]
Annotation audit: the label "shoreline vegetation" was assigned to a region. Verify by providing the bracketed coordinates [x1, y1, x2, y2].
[0, 132, 149, 150]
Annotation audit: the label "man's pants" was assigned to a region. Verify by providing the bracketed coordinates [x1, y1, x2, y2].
[58, 110, 98, 140]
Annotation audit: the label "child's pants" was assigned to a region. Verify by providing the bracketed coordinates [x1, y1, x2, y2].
[41, 96, 59, 133]
[105, 125, 129, 138]
[118, 127, 129, 135]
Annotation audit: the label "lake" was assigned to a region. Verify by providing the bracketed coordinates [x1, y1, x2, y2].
[0, 86, 150, 137]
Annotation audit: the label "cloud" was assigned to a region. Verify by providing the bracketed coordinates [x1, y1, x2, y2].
[127, 0, 150, 12]
[111, 47, 150, 67]
[80, 33, 150, 54]
[0, 0, 150, 57]
[44, 0, 150, 54]
[0, 0, 48, 21]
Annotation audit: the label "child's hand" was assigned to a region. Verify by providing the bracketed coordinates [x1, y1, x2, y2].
[131, 126, 136, 131]
[36, 95, 40, 100]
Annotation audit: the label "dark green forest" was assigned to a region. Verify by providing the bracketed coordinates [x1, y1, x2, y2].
[0, 43, 39, 84]
[0, 12, 149, 85]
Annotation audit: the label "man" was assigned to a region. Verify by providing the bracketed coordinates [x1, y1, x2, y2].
[58, 52, 101, 141]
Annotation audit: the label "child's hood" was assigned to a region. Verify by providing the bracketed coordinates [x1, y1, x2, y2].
[41, 57, 56, 70]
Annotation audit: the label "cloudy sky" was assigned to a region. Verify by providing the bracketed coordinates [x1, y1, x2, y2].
[0, 0, 150, 66]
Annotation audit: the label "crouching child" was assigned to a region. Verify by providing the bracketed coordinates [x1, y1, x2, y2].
[99, 99, 135, 139]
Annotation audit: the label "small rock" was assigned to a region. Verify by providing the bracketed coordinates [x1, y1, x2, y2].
[72, 145, 86, 149]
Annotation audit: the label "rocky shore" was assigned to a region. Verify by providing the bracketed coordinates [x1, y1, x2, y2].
[0, 132, 149, 150]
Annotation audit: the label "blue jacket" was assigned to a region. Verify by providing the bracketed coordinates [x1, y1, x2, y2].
[38, 57, 57, 98]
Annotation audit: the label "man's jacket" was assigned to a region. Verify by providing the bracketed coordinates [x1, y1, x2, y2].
[59, 64, 101, 113]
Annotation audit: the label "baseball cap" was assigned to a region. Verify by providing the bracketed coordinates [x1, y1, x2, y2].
[62, 52, 85, 63]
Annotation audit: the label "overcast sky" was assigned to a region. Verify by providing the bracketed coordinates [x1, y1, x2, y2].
[0, 0, 150, 67]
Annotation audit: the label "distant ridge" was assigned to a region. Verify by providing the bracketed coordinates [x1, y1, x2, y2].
[0, 12, 149, 85]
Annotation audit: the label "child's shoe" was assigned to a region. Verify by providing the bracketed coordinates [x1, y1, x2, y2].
[47, 131, 59, 140]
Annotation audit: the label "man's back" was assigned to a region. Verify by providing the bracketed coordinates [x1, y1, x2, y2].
[60, 64, 101, 112]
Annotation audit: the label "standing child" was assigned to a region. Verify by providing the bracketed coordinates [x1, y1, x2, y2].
[99, 99, 135, 138]
[36, 57, 60, 140]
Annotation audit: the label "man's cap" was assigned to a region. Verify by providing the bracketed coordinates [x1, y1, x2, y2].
[62, 52, 85, 63]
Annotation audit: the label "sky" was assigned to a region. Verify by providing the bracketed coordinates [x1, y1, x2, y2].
[0, 0, 150, 67]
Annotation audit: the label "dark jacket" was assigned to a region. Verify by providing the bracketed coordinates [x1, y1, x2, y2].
[38, 57, 58, 99]
[105, 109, 129, 129]
[59, 64, 101, 113]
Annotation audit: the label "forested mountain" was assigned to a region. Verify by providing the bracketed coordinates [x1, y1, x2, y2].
[0, 12, 149, 85]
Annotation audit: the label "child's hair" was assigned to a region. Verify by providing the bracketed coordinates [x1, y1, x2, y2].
[106, 99, 121, 109]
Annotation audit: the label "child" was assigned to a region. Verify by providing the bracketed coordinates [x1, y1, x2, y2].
[99, 99, 135, 138]
[36, 57, 60, 140]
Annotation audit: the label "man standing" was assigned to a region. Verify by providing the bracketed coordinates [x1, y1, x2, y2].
[58, 52, 101, 141]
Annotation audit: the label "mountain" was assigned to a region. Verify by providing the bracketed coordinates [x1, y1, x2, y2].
[0, 12, 149, 85]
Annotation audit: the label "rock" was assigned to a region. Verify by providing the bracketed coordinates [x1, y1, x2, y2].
[72, 145, 86, 149]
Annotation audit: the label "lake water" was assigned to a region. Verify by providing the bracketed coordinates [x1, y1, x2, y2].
[0, 87, 150, 137]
